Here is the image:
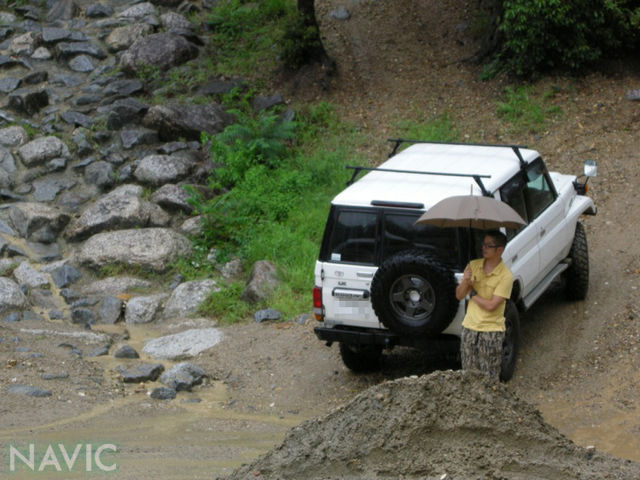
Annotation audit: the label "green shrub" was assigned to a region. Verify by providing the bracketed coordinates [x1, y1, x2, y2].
[496, 85, 562, 134]
[497, 0, 635, 76]
[279, 11, 324, 69]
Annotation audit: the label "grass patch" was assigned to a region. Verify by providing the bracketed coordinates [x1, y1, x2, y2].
[496, 85, 562, 134]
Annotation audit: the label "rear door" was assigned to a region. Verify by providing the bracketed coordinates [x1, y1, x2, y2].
[318, 208, 381, 328]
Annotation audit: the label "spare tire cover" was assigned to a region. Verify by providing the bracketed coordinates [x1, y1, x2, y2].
[370, 250, 458, 335]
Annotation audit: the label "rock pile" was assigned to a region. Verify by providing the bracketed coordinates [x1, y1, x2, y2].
[0, 0, 283, 396]
[226, 371, 640, 480]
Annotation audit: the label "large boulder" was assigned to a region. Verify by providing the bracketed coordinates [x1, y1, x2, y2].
[124, 293, 168, 324]
[105, 23, 154, 53]
[241, 260, 280, 303]
[142, 328, 223, 360]
[143, 103, 234, 141]
[119, 33, 198, 74]
[77, 228, 192, 272]
[65, 184, 171, 241]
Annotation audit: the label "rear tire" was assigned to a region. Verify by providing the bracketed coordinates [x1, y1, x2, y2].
[500, 301, 520, 382]
[339, 343, 383, 372]
[565, 222, 589, 301]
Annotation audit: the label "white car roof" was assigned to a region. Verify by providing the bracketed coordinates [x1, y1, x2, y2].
[332, 143, 540, 209]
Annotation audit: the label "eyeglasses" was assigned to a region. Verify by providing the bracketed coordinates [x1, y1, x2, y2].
[481, 243, 500, 249]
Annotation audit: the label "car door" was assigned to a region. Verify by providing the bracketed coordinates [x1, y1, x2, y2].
[318, 208, 381, 329]
[498, 173, 540, 298]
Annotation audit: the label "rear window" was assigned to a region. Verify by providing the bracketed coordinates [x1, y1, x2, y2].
[320, 207, 461, 267]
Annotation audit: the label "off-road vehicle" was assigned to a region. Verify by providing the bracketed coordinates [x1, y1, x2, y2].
[313, 140, 597, 380]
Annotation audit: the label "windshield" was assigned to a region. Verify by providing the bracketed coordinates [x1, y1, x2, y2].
[320, 207, 463, 268]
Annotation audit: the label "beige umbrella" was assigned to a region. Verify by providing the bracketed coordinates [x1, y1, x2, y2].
[415, 195, 526, 230]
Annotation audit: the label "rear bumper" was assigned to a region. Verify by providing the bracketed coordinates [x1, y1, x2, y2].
[314, 326, 399, 347]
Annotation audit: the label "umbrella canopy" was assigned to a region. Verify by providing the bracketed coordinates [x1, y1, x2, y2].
[415, 195, 527, 230]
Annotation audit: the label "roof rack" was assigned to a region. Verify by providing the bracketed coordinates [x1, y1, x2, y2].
[345, 165, 492, 196]
[387, 138, 528, 168]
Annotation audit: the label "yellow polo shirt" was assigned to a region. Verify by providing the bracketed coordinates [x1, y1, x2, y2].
[462, 258, 513, 332]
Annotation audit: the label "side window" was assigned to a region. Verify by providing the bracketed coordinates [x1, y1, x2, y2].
[524, 160, 555, 220]
[327, 210, 377, 264]
[499, 174, 528, 241]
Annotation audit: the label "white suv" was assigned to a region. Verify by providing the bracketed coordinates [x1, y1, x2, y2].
[313, 141, 597, 380]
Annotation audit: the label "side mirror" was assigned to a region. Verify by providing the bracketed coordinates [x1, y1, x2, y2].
[584, 159, 597, 177]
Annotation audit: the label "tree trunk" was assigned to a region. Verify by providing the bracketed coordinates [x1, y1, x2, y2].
[469, 0, 503, 63]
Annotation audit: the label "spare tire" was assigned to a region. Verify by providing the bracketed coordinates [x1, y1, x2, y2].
[370, 251, 458, 335]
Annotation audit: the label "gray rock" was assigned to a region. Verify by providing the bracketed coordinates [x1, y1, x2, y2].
[8, 88, 49, 116]
[159, 362, 206, 391]
[3, 312, 21, 322]
[17, 136, 70, 168]
[330, 7, 350, 20]
[117, 362, 164, 383]
[103, 79, 145, 98]
[142, 328, 223, 360]
[143, 103, 234, 141]
[71, 308, 94, 325]
[8, 384, 52, 397]
[149, 183, 193, 213]
[84, 160, 114, 189]
[124, 293, 167, 324]
[101, 97, 149, 130]
[252, 94, 284, 112]
[118, 2, 158, 20]
[65, 184, 170, 241]
[0, 77, 21, 94]
[9, 202, 70, 243]
[97, 296, 122, 324]
[9, 31, 40, 56]
[22, 72, 48, 86]
[197, 79, 246, 96]
[0, 147, 16, 174]
[179, 216, 203, 236]
[55, 41, 106, 60]
[0, 168, 13, 189]
[220, 258, 243, 279]
[87, 344, 110, 357]
[26, 241, 62, 262]
[31, 47, 52, 60]
[42, 27, 72, 43]
[78, 228, 192, 272]
[254, 308, 281, 323]
[49, 264, 82, 288]
[150, 386, 176, 400]
[32, 176, 76, 202]
[0, 126, 28, 147]
[120, 33, 198, 74]
[241, 260, 279, 304]
[68, 55, 94, 72]
[81, 276, 152, 296]
[114, 344, 139, 358]
[46, 0, 79, 22]
[61, 110, 94, 128]
[163, 279, 219, 318]
[105, 23, 153, 52]
[121, 128, 158, 149]
[13, 262, 49, 289]
[50, 74, 83, 87]
[0, 278, 28, 313]
[0, 219, 16, 235]
[133, 154, 194, 186]
[86, 4, 114, 18]
[41, 372, 69, 380]
[160, 12, 193, 30]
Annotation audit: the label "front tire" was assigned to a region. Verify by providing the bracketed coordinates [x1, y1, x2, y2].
[339, 343, 383, 372]
[500, 300, 520, 382]
[565, 222, 589, 301]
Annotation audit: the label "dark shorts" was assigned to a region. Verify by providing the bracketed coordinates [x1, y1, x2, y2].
[460, 327, 505, 382]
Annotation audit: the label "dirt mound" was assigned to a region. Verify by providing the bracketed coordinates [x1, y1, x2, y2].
[226, 371, 640, 480]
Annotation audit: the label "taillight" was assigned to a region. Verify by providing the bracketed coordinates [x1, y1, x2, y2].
[312, 286, 324, 321]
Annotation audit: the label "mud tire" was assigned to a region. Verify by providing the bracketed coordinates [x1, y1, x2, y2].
[565, 222, 589, 301]
[500, 300, 520, 382]
[339, 343, 383, 372]
[370, 251, 458, 335]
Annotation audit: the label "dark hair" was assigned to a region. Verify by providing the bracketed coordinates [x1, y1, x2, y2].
[484, 230, 507, 248]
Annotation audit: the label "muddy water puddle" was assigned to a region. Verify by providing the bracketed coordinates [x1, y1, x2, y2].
[0, 381, 302, 479]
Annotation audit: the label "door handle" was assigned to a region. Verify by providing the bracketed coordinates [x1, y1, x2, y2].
[511, 254, 518, 262]
[540, 228, 546, 237]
